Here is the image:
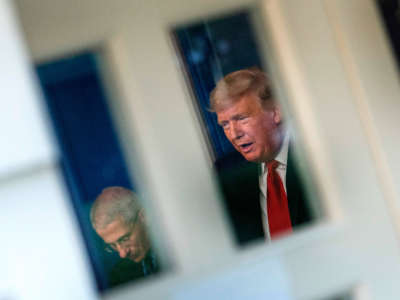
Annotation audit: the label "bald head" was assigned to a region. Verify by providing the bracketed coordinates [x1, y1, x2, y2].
[91, 187, 151, 262]
[90, 186, 142, 230]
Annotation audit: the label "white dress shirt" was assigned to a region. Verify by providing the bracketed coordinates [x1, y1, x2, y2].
[259, 133, 289, 241]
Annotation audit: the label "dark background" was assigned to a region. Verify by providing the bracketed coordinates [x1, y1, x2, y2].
[377, 0, 400, 68]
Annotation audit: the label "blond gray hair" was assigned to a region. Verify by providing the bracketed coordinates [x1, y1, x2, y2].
[90, 186, 141, 230]
[209, 68, 274, 112]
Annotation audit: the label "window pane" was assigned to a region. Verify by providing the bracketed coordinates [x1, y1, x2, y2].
[36, 52, 164, 292]
[172, 9, 321, 246]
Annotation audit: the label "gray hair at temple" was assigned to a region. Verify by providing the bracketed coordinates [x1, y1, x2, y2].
[209, 67, 274, 112]
[90, 186, 142, 230]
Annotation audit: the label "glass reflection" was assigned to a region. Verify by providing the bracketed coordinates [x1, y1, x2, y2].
[36, 52, 161, 291]
[173, 10, 315, 246]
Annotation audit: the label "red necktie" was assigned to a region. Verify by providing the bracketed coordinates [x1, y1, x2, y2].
[267, 160, 292, 239]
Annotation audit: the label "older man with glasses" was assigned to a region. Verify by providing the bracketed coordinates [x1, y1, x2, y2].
[90, 186, 158, 287]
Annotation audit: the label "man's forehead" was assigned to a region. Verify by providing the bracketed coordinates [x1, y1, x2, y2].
[217, 96, 261, 119]
[216, 105, 239, 121]
[96, 219, 130, 244]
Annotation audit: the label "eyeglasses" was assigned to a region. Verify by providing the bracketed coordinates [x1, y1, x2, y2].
[104, 225, 135, 253]
[104, 212, 141, 253]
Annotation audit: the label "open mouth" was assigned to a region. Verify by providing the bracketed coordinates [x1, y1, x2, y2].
[239, 142, 253, 152]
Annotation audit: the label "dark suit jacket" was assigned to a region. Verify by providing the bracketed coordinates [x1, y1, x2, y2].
[215, 147, 312, 245]
[108, 251, 159, 288]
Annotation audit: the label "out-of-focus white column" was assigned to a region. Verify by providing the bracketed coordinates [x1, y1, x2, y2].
[0, 0, 55, 176]
[0, 166, 97, 300]
[0, 1, 98, 299]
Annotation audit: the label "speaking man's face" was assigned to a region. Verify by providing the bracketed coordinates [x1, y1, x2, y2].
[217, 93, 283, 163]
[96, 212, 150, 262]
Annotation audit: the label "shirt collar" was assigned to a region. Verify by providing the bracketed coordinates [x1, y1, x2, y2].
[275, 131, 289, 166]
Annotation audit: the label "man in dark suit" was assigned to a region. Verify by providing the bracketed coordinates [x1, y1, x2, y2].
[210, 68, 311, 245]
[90, 187, 159, 287]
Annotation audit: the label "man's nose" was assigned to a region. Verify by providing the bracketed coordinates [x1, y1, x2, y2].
[230, 123, 243, 140]
[116, 245, 127, 258]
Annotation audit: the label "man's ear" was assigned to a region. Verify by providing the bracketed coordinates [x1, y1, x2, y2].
[272, 105, 282, 124]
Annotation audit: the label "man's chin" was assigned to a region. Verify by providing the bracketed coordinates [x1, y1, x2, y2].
[130, 253, 145, 263]
[241, 152, 261, 163]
